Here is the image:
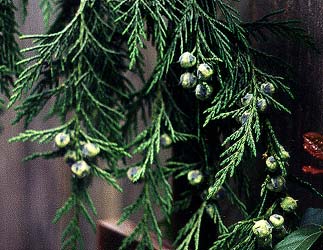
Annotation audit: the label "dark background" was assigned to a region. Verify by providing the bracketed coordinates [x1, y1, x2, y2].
[1, 0, 323, 249]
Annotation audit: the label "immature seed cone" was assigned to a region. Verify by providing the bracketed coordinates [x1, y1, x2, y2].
[55, 132, 70, 148]
[187, 170, 204, 185]
[82, 142, 100, 157]
[280, 196, 298, 212]
[195, 82, 213, 100]
[197, 63, 214, 80]
[127, 167, 142, 183]
[252, 220, 272, 238]
[256, 98, 268, 112]
[179, 72, 197, 89]
[178, 52, 196, 68]
[266, 156, 278, 172]
[160, 133, 172, 148]
[260, 82, 275, 95]
[266, 176, 286, 192]
[269, 214, 284, 229]
[71, 160, 91, 178]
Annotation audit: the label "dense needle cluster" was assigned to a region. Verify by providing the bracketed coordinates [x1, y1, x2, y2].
[2, 0, 321, 250]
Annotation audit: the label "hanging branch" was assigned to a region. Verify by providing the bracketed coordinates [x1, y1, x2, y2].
[9, 0, 132, 248]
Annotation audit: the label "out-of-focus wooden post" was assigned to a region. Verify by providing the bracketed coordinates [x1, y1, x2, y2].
[97, 219, 173, 250]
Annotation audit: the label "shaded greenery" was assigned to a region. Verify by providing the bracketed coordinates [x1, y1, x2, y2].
[6, 1, 319, 250]
[0, 0, 21, 101]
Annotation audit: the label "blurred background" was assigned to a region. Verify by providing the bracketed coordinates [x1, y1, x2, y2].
[1, 0, 323, 249]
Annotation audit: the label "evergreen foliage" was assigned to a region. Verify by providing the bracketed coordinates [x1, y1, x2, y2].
[4, 0, 322, 250]
[0, 0, 21, 132]
[0, 0, 20, 107]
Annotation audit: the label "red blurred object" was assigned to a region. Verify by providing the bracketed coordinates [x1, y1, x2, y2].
[302, 132, 323, 175]
[303, 132, 323, 161]
[302, 165, 323, 175]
